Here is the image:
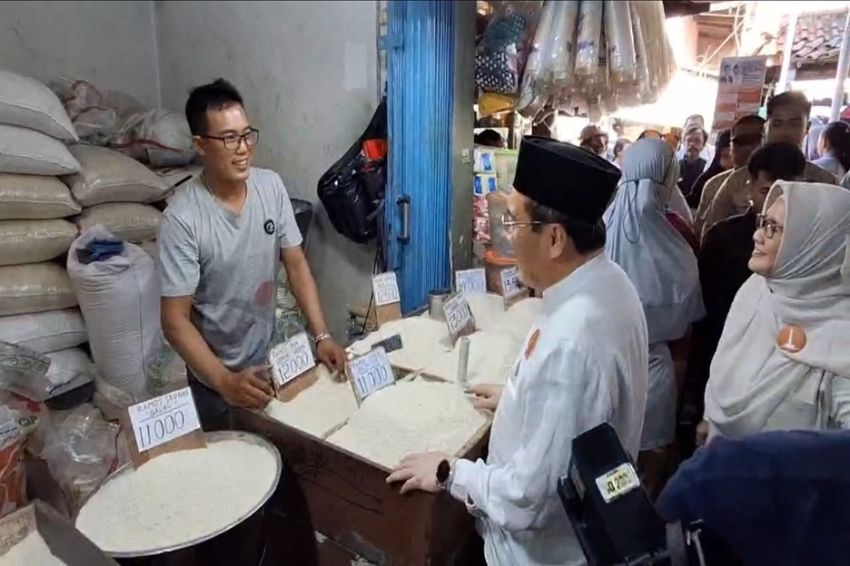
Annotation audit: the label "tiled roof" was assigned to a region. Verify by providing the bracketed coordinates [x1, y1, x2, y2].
[780, 9, 848, 66]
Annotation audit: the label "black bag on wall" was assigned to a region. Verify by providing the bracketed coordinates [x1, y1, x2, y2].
[317, 99, 387, 245]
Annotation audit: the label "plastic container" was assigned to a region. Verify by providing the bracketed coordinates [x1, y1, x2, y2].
[484, 250, 517, 295]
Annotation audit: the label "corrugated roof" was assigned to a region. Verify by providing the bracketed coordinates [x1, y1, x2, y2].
[779, 9, 849, 67]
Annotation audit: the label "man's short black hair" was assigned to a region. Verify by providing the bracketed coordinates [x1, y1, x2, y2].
[474, 129, 505, 148]
[185, 79, 244, 136]
[766, 91, 811, 120]
[528, 200, 606, 254]
[747, 142, 806, 181]
[732, 114, 766, 131]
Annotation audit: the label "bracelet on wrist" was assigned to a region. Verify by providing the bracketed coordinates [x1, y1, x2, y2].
[314, 332, 332, 345]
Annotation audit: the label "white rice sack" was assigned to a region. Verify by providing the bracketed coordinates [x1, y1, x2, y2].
[129, 110, 196, 167]
[75, 203, 162, 243]
[0, 219, 78, 267]
[0, 173, 81, 220]
[0, 262, 77, 316]
[0, 124, 81, 175]
[0, 70, 79, 141]
[67, 226, 160, 397]
[45, 347, 96, 388]
[62, 145, 168, 206]
[0, 308, 87, 353]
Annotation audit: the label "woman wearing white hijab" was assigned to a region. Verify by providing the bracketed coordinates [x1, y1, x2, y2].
[605, 139, 705, 455]
[704, 181, 850, 439]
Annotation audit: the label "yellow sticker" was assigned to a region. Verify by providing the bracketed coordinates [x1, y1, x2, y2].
[595, 463, 640, 504]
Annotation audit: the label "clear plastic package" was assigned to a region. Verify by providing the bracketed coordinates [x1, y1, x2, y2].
[475, 1, 543, 95]
[605, 1, 637, 84]
[575, 0, 604, 77]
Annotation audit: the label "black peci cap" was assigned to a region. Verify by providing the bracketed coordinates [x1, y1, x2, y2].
[513, 136, 621, 223]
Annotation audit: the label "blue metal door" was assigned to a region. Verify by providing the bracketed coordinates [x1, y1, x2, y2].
[385, 0, 455, 313]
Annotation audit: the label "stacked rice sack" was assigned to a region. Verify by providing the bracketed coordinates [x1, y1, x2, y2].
[0, 70, 94, 398]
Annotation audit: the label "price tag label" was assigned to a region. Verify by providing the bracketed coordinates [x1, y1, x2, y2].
[372, 272, 401, 306]
[128, 387, 201, 453]
[269, 332, 316, 386]
[595, 463, 640, 503]
[0, 406, 20, 447]
[500, 266, 524, 298]
[348, 347, 395, 403]
[443, 293, 474, 340]
[455, 268, 487, 295]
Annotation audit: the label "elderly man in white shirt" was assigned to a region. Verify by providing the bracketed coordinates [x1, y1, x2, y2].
[387, 137, 649, 566]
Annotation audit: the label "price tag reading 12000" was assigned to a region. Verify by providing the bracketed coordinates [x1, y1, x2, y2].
[269, 332, 316, 386]
[348, 347, 395, 404]
[128, 387, 201, 453]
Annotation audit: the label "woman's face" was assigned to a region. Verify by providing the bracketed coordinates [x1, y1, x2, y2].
[749, 196, 786, 276]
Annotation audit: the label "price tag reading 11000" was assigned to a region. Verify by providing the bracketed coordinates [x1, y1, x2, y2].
[128, 387, 201, 453]
[348, 347, 395, 404]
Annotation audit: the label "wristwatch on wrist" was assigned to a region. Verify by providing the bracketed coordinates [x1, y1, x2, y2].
[436, 458, 453, 491]
[314, 332, 332, 345]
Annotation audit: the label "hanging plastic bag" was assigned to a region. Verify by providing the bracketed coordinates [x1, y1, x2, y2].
[628, 1, 654, 105]
[517, 0, 557, 116]
[475, 1, 542, 95]
[574, 1, 603, 77]
[548, 1, 580, 88]
[605, 1, 637, 84]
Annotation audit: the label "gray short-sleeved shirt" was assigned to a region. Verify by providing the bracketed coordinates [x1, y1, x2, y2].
[158, 167, 302, 375]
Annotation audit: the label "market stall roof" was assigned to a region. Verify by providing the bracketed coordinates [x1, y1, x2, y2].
[663, 0, 714, 18]
[782, 9, 848, 67]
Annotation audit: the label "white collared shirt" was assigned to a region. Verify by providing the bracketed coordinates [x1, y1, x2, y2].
[450, 254, 649, 566]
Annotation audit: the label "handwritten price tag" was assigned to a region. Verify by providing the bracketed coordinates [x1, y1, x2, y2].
[455, 268, 487, 295]
[500, 266, 524, 298]
[128, 387, 201, 453]
[269, 332, 316, 386]
[372, 272, 401, 307]
[348, 347, 395, 403]
[443, 293, 474, 340]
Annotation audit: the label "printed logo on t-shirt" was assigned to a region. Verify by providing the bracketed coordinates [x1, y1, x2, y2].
[264, 219, 276, 235]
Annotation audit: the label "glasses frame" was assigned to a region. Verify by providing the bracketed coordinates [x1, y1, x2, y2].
[500, 212, 543, 234]
[756, 213, 784, 239]
[200, 127, 260, 151]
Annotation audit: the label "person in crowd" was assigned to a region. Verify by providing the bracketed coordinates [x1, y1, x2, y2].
[604, 138, 704, 496]
[475, 128, 506, 149]
[679, 143, 806, 453]
[387, 137, 649, 565]
[579, 124, 608, 158]
[805, 122, 825, 161]
[694, 116, 765, 236]
[701, 92, 836, 236]
[702, 181, 850, 442]
[678, 126, 708, 199]
[612, 138, 631, 169]
[639, 129, 663, 141]
[678, 114, 714, 165]
[814, 120, 850, 178]
[158, 79, 346, 429]
[687, 129, 732, 210]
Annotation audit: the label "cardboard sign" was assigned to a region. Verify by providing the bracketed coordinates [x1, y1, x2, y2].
[347, 347, 395, 404]
[455, 268, 487, 295]
[500, 266, 524, 298]
[372, 272, 402, 326]
[269, 333, 316, 387]
[372, 272, 401, 306]
[128, 387, 201, 453]
[443, 293, 475, 342]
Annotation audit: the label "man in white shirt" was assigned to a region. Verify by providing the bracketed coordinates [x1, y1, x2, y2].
[387, 137, 649, 565]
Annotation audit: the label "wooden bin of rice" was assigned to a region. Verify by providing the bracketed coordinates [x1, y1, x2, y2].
[73, 431, 281, 558]
[235, 378, 492, 565]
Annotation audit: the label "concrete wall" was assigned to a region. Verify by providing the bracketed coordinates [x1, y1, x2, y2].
[155, 0, 379, 339]
[0, 1, 161, 107]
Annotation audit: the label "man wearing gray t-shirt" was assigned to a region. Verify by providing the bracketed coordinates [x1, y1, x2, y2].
[158, 79, 346, 429]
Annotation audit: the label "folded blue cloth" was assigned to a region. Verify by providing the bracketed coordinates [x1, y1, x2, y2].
[76, 239, 124, 264]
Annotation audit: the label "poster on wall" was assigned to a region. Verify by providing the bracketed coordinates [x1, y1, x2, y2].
[711, 56, 768, 132]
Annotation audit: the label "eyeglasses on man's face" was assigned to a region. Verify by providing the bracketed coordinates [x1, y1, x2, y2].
[201, 128, 260, 151]
[500, 212, 543, 235]
[756, 213, 783, 239]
